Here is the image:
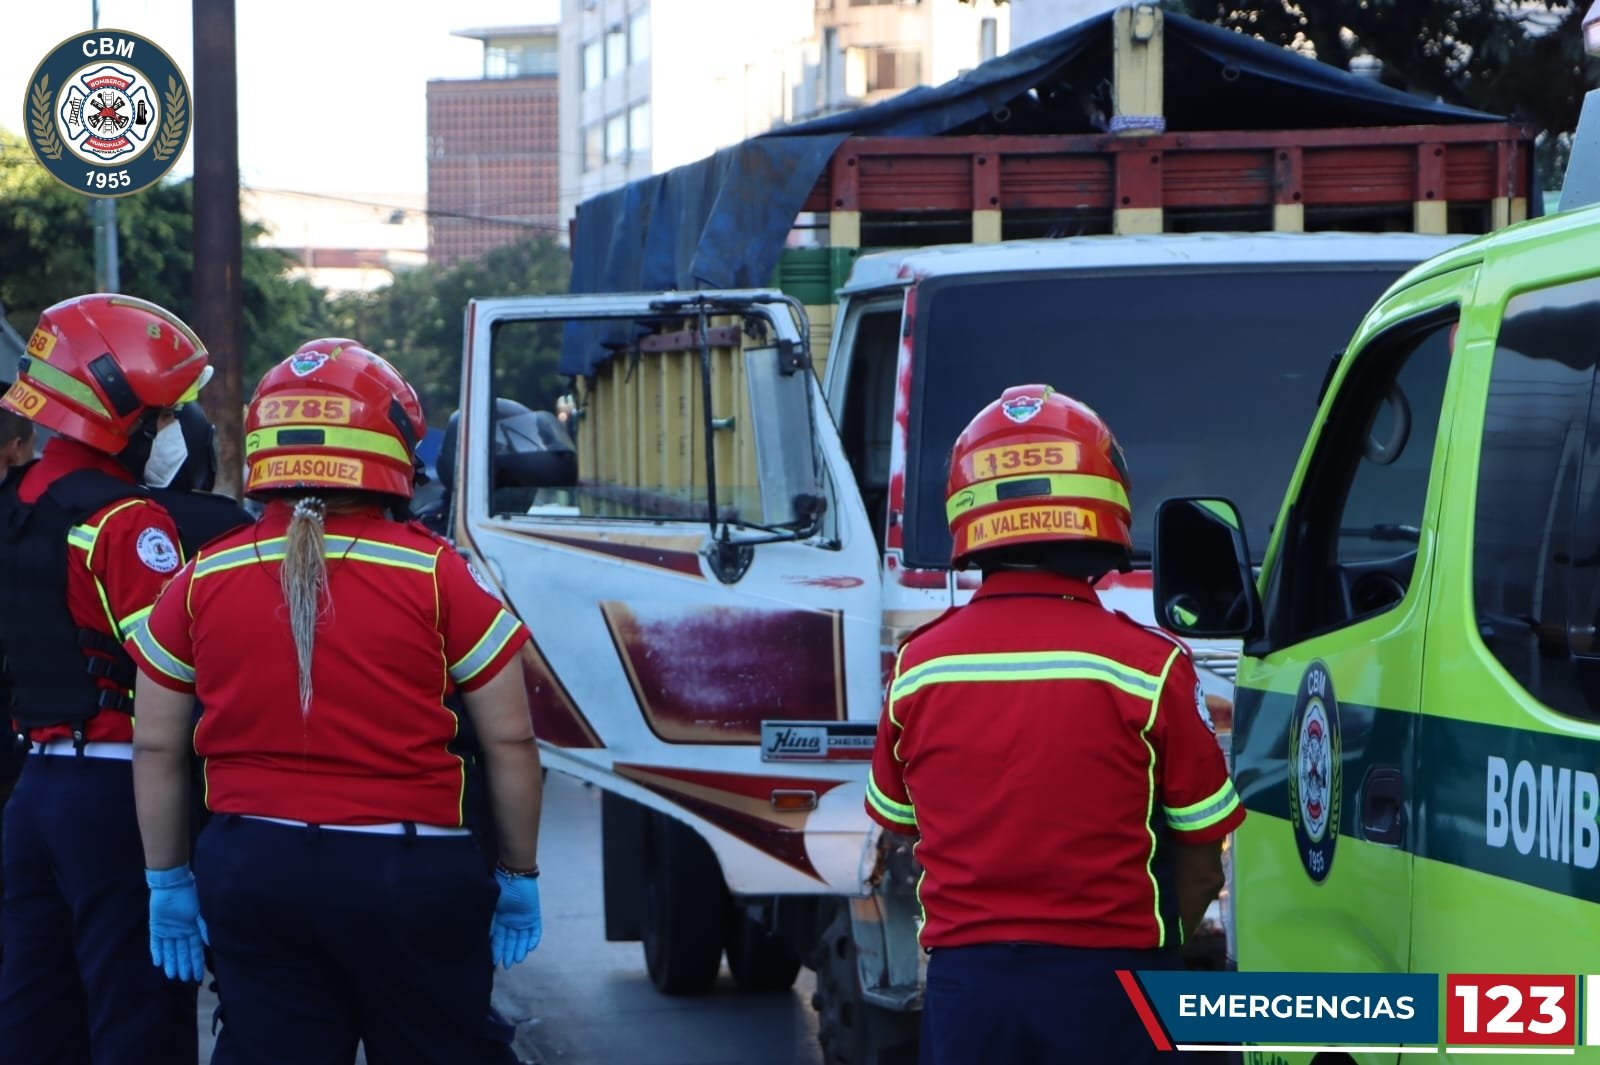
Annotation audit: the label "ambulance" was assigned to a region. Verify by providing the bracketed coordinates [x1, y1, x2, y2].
[1150, 14, 1600, 1060]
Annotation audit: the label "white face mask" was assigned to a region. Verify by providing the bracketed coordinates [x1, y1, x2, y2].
[143, 420, 188, 488]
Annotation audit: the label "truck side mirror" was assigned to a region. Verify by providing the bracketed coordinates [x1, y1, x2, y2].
[745, 342, 821, 529]
[1151, 497, 1259, 639]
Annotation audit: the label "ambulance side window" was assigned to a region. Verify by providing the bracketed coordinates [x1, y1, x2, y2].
[1264, 314, 1454, 646]
[1473, 277, 1600, 720]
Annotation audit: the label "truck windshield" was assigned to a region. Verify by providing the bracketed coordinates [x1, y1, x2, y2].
[905, 266, 1409, 568]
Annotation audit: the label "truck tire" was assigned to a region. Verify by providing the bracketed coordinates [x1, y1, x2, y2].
[640, 811, 727, 995]
[811, 904, 918, 1065]
[725, 912, 802, 992]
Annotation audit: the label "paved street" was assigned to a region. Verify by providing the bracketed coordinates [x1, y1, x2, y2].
[201, 771, 825, 1065]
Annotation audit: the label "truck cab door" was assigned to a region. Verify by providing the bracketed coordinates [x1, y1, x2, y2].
[1234, 263, 1477, 980]
[453, 292, 883, 896]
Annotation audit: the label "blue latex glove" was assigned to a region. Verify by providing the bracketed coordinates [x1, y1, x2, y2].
[146, 864, 206, 983]
[490, 869, 542, 970]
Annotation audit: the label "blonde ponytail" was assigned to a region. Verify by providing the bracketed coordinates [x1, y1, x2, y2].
[282, 496, 329, 716]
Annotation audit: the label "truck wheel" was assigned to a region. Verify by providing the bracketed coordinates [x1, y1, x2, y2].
[811, 904, 918, 1065]
[640, 812, 727, 995]
[725, 913, 802, 992]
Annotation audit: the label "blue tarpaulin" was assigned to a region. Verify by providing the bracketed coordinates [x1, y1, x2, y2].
[564, 11, 1511, 377]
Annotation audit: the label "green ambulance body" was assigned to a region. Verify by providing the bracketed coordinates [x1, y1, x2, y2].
[1152, 199, 1600, 1065]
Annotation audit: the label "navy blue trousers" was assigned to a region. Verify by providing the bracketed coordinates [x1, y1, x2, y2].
[919, 944, 1187, 1065]
[196, 815, 516, 1065]
[0, 754, 198, 1065]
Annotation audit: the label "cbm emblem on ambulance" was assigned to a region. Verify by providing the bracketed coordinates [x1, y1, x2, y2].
[1287, 660, 1341, 883]
[25, 30, 190, 197]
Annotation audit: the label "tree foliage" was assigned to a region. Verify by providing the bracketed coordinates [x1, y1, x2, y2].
[0, 128, 326, 382]
[1166, 0, 1600, 175]
[2, 127, 571, 429]
[320, 235, 571, 427]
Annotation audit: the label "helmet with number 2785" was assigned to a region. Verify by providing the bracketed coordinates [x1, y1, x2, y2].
[244, 338, 426, 501]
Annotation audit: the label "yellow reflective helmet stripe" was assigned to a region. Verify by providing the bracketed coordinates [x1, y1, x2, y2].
[244, 425, 410, 464]
[448, 610, 522, 685]
[945, 471, 1130, 524]
[20, 356, 112, 417]
[866, 776, 916, 828]
[1165, 778, 1242, 835]
[890, 650, 1161, 703]
[178, 364, 214, 405]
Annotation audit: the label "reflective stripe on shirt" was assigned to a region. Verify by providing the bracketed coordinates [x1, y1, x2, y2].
[448, 609, 522, 684]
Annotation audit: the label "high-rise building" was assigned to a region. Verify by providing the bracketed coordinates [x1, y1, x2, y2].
[557, 0, 1012, 231]
[1006, 0, 1117, 49]
[801, 0, 1010, 119]
[427, 25, 561, 266]
[558, 0, 816, 232]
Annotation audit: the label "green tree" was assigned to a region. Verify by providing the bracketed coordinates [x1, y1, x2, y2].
[322, 235, 570, 426]
[0, 128, 327, 382]
[1166, 0, 1600, 178]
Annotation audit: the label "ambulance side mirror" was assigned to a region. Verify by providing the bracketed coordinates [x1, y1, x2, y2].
[1151, 497, 1259, 639]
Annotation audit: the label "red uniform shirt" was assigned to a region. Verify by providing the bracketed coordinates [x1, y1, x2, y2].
[865, 570, 1244, 951]
[126, 502, 530, 827]
[15, 436, 184, 745]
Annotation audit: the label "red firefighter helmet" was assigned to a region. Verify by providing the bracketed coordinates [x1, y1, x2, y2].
[945, 384, 1132, 569]
[244, 339, 426, 501]
[1, 294, 209, 454]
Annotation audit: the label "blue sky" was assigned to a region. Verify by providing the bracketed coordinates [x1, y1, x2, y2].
[4, 0, 558, 197]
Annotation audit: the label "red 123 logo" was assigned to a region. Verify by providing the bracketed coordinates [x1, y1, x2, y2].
[1446, 974, 1575, 1046]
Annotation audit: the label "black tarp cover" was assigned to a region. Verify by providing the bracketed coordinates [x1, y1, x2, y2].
[563, 11, 1508, 376]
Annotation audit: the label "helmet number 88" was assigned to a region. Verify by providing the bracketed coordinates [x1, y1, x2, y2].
[84, 170, 132, 191]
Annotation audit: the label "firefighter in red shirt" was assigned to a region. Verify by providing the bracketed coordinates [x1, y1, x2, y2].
[127, 341, 544, 1065]
[865, 385, 1244, 1065]
[0, 294, 211, 1064]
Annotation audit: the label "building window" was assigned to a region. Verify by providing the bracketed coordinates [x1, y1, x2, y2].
[582, 40, 603, 88]
[628, 102, 651, 153]
[604, 112, 628, 161]
[628, 9, 651, 65]
[605, 27, 628, 77]
[583, 125, 603, 171]
[980, 17, 998, 62]
[484, 39, 558, 79]
[846, 46, 923, 96]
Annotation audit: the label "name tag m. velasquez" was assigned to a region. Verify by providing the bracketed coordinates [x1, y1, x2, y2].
[247, 455, 366, 490]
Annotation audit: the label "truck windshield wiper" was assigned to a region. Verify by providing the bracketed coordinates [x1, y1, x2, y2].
[1339, 524, 1420, 543]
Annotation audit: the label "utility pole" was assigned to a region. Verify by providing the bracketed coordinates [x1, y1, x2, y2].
[191, 0, 244, 496]
[91, 0, 119, 293]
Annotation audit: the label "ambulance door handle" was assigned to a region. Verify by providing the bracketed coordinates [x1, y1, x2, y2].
[1359, 766, 1406, 846]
